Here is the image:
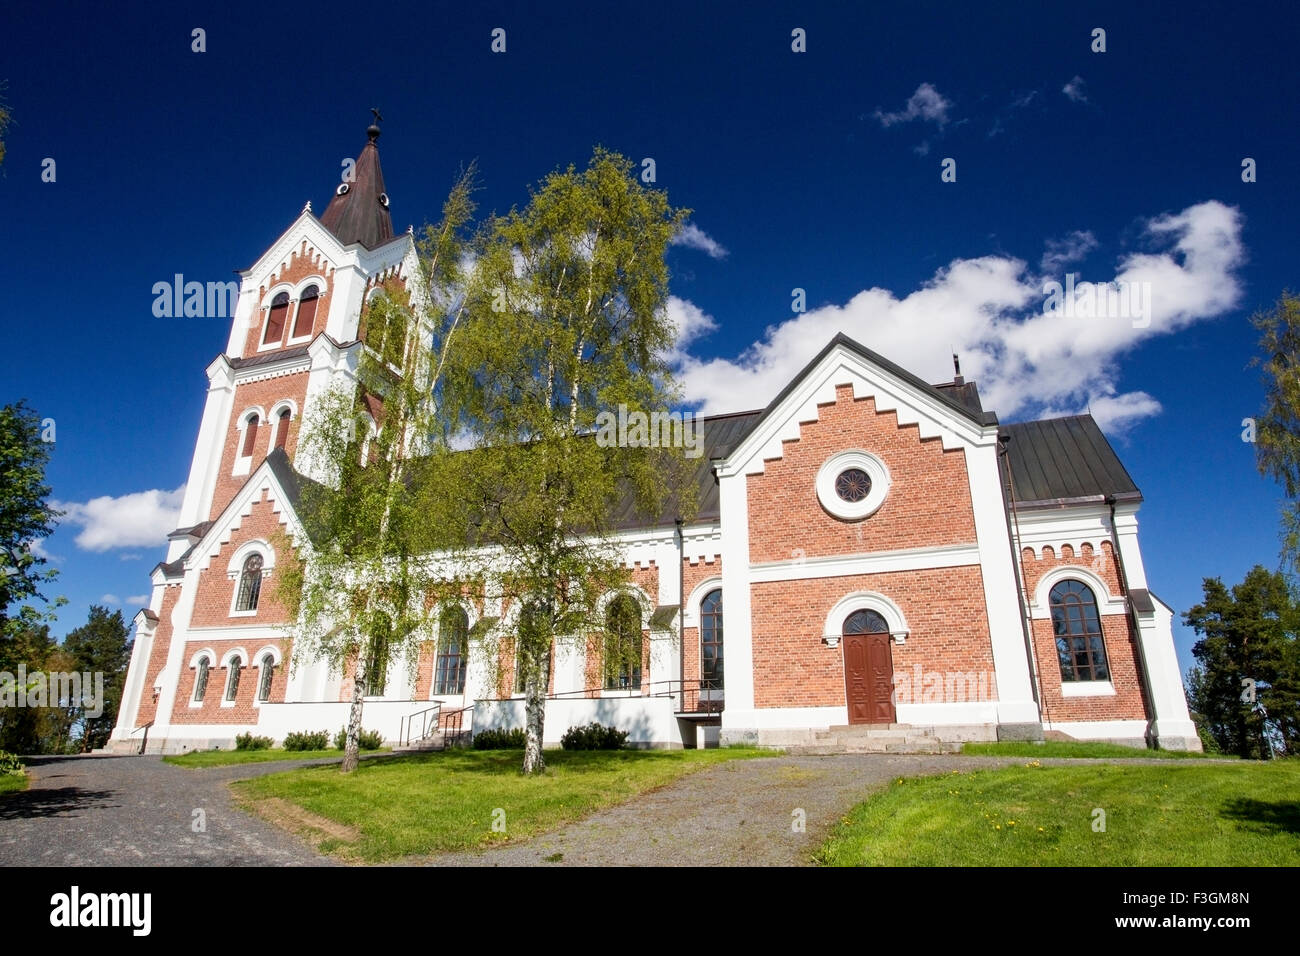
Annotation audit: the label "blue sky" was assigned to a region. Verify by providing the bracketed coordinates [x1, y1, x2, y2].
[0, 0, 1294, 679]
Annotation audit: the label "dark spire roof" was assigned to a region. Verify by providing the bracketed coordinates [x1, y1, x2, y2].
[319, 120, 394, 249]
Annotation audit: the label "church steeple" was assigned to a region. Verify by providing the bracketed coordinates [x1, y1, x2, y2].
[319, 112, 395, 249]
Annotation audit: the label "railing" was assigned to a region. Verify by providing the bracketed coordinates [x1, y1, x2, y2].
[439, 706, 472, 747]
[398, 702, 442, 747]
[131, 721, 154, 755]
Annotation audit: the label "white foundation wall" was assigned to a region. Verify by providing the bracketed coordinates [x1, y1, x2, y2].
[473, 697, 689, 748]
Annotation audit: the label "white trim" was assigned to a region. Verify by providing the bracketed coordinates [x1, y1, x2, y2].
[253, 647, 281, 705]
[1029, 565, 1126, 619]
[682, 576, 723, 629]
[815, 450, 891, 521]
[188, 647, 217, 669]
[268, 399, 298, 449]
[218, 647, 249, 670]
[1060, 679, 1117, 697]
[188, 649, 216, 708]
[220, 649, 247, 707]
[822, 591, 909, 645]
[1041, 718, 1149, 741]
[750, 542, 979, 583]
[286, 279, 327, 345]
[233, 406, 266, 475]
[226, 539, 276, 578]
[258, 283, 296, 311]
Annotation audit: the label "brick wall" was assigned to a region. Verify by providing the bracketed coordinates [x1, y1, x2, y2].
[170, 637, 289, 725]
[1019, 542, 1150, 722]
[132, 586, 181, 727]
[190, 493, 298, 627]
[750, 566, 997, 709]
[747, 386, 977, 564]
[209, 371, 309, 521]
[241, 242, 336, 356]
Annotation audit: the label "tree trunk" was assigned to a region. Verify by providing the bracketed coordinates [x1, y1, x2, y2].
[522, 644, 551, 774]
[341, 656, 366, 774]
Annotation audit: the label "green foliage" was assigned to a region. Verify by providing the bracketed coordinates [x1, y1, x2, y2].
[472, 727, 527, 749]
[559, 721, 629, 750]
[0, 400, 64, 643]
[333, 726, 384, 750]
[61, 605, 132, 751]
[1252, 291, 1300, 574]
[0, 750, 24, 775]
[235, 733, 274, 751]
[1183, 565, 1300, 758]
[283, 730, 331, 751]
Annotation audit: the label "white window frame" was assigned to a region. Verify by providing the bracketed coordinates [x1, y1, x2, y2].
[228, 541, 274, 618]
[189, 648, 216, 708]
[816, 450, 891, 521]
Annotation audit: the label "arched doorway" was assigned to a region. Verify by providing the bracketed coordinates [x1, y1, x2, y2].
[842, 609, 896, 724]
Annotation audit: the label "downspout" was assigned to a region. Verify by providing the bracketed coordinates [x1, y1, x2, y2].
[675, 516, 685, 715]
[998, 434, 1043, 716]
[1106, 495, 1158, 747]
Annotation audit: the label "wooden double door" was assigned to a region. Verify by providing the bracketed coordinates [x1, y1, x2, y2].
[842, 609, 896, 724]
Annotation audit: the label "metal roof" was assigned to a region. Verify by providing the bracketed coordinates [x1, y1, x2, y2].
[318, 129, 394, 250]
[999, 415, 1141, 506]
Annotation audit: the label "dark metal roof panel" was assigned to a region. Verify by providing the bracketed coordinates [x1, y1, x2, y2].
[228, 344, 311, 369]
[319, 138, 394, 250]
[1000, 415, 1141, 504]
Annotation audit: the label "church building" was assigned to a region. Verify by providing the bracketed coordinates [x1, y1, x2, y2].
[109, 123, 1202, 754]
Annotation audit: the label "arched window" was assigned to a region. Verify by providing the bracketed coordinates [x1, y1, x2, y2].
[234, 554, 264, 612]
[434, 606, 469, 695]
[363, 613, 391, 697]
[291, 284, 319, 339]
[604, 595, 643, 691]
[1050, 580, 1110, 682]
[193, 658, 210, 702]
[240, 412, 260, 458]
[274, 407, 291, 450]
[263, 291, 290, 347]
[700, 589, 723, 689]
[257, 653, 275, 702]
[844, 608, 890, 635]
[225, 655, 242, 702]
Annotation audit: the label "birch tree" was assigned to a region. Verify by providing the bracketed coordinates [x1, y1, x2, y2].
[279, 167, 477, 773]
[438, 148, 696, 774]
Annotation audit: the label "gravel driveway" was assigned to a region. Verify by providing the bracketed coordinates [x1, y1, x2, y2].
[0, 753, 336, 866]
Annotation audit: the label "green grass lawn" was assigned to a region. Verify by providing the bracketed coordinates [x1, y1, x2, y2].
[0, 772, 27, 796]
[163, 748, 387, 768]
[962, 741, 1219, 759]
[816, 758, 1300, 866]
[232, 747, 769, 862]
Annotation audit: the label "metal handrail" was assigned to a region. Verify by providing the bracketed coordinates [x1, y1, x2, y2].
[487, 678, 724, 714]
[398, 702, 442, 747]
[131, 721, 154, 755]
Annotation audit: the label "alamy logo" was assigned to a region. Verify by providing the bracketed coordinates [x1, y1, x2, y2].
[49, 886, 151, 936]
[151, 273, 239, 318]
[1042, 275, 1151, 328]
[593, 405, 703, 459]
[0, 665, 105, 718]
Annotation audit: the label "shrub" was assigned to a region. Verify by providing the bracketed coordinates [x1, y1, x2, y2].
[333, 727, 385, 751]
[235, 733, 273, 751]
[473, 727, 527, 750]
[0, 750, 24, 775]
[560, 722, 629, 751]
[283, 730, 330, 751]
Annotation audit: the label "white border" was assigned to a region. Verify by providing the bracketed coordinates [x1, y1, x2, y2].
[815, 450, 891, 521]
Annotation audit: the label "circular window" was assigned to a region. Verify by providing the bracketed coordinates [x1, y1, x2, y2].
[378, 192, 390, 207]
[336, 182, 350, 195]
[835, 468, 871, 503]
[816, 451, 890, 521]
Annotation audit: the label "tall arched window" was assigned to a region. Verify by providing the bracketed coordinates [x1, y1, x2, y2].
[604, 595, 643, 691]
[844, 608, 890, 635]
[234, 554, 264, 612]
[700, 589, 723, 689]
[224, 655, 242, 702]
[291, 284, 319, 339]
[274, 407, 291, 450]
[1050, 580, 1110, 682]
[434, 606, 469, 695]
[257, 653, 275, 702]
[193, 658, 210, 702]
[240, 413, 260, 458]
[263, 291, 290, 346]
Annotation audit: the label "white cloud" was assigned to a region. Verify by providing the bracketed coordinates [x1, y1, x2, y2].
[873, 83, 953, 127]
[1041, 230, 1099, 272]
[671, 223, 728, 259]
[673, 200, 1243, 434]
[100, 594, 121, 605]
[126, 594, 149, 605]
[1063, 76, 1088, 103]
[27, 537, 59, 563]
[53, 486, 186, 552]
[913, 140, 932, 156]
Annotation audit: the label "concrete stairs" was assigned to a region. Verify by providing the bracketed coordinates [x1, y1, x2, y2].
[391, 729, 471, 754]
[787, 724, 964, 755]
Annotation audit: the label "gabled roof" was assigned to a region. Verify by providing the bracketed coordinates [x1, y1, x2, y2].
[319, 124, 394, 250]
[999, 415, 1141, 506]
[732, 334, 1001, 448]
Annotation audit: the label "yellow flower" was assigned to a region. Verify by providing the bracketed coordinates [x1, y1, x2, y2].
[1037, 827, 1045, 832]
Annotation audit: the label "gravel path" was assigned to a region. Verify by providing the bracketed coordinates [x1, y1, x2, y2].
[0, 753, 339, 866]
[422, 753, 1035, 867]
